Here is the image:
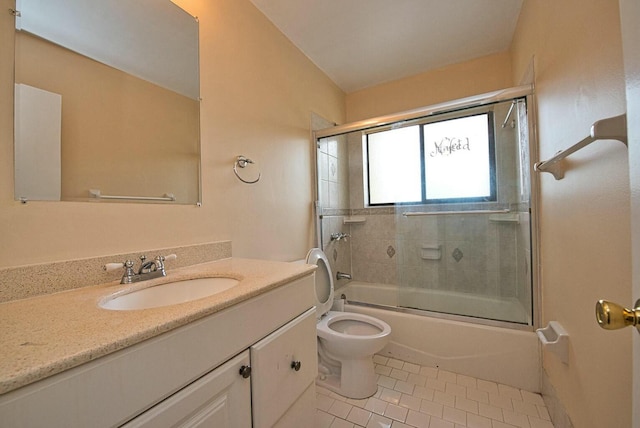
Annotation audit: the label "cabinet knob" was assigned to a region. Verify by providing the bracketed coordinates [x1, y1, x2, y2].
[291, 360, 301, 371]
[239, 365, 252, 378]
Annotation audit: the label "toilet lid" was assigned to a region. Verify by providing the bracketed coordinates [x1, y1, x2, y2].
[306, 248, 334, 317]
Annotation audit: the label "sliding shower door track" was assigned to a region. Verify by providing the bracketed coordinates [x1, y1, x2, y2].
[345, 300, 534, 331]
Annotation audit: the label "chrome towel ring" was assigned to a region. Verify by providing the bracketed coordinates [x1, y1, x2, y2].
[233, 155, 261, 184]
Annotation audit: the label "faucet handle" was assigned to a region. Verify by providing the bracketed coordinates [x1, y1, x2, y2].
[103, 260, 137, 284]
[155, 253, 177, 266]
[330, 232, 351, 242]
[103, 262, 123, 271]
[161, 254, 177, 262]
[152, 254, 177, 273]
[103, 261, 132, 271]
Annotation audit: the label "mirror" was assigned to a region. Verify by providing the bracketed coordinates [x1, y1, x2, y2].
[13, 0, 200, 204]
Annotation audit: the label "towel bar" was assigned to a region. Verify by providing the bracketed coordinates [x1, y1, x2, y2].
[534, 114, 627, 180]
[89, 189, 175, 202]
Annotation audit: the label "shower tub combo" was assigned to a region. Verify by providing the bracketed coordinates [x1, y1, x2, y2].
[338, 281, 539, 391]
[313, 86, 541, 392]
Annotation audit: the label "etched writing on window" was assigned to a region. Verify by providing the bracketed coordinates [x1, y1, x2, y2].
[429, 137, 471, 157]
[423, 113, 494, 202]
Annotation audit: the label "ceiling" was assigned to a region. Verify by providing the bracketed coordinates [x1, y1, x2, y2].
[249, 0, 523, 93]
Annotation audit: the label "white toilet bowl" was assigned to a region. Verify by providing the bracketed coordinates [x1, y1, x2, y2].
[306, 248, 391, 399]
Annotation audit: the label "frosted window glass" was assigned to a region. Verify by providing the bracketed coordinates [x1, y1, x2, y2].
[368, 126, 421, 204]
[423, 114, 491, 200]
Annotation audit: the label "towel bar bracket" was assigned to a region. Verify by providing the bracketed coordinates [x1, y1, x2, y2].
[534, 114, 627, 180]
[534, 158, 566, 180]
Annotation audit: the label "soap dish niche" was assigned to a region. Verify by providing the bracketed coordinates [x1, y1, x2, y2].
[343, 216, 366, 224]
[536, 321, 569, 364]
[420, 244, 441, 260]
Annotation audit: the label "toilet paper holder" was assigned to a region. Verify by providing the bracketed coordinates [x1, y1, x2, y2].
[536, 321, 569, 364]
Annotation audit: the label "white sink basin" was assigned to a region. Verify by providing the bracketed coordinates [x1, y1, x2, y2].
[100, 277, 240, 310]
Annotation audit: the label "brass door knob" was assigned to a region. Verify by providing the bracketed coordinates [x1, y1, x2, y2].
[595, 299, 640, 330]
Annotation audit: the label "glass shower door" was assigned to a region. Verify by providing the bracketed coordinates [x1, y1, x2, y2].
[315, 93, 536, 326]
[393, 99, 533, 324]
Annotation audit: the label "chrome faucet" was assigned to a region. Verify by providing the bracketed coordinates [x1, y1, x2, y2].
[138, 255, 162, 275]
[104, 254, 177, 284]
[331, 232, 351, 242]
[336, 271, 352, 280]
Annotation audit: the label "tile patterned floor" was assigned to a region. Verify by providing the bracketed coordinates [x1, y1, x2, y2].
[316, 355, 554, 428]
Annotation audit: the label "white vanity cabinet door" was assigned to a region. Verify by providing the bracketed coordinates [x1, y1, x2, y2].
[121, 351, 251, 428]
[250, 308, 317, 428]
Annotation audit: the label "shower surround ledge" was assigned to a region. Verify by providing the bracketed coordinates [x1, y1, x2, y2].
[0, 241, 232, 303]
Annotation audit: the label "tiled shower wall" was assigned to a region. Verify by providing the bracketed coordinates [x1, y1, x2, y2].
[348, 212, 525, 299]
[320, 210, 531, 306]
[314, 113, 352, 287]
[320, 215, 353, 290]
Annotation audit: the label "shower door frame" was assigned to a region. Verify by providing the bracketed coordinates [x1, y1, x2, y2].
[313, 85, 541, 331]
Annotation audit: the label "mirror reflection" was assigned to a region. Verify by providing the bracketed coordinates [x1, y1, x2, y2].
[13, 0, 201, 204]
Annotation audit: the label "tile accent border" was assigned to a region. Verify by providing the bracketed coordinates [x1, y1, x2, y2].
[0, 241, 232, 303]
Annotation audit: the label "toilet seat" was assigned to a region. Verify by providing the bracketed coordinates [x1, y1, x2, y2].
[307, 248, 390, 338]
[317, 311, 391, 340]
[306, 248, 334, 318]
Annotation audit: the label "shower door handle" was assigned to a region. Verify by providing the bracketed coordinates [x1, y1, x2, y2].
[595, 299, 640, 332]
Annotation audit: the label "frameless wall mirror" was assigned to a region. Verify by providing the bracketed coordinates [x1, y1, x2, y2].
[13, 0, 201, 204]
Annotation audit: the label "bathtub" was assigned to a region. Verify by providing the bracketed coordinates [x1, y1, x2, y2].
[338, 282, 540, 392]
[338, 281, 531, 324]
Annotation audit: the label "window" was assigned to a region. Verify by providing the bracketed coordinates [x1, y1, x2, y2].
[366, 111, 496, 205]
[367, 126, 422, 204]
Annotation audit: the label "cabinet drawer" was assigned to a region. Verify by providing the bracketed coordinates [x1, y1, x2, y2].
[250, 308, 317, 428]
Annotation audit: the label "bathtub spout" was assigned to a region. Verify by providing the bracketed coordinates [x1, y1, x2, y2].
[337, 272, 352, 280]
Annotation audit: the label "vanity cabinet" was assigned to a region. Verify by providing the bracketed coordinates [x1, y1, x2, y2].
[0, 275, 316, 428]
[123, 307, 317, 428]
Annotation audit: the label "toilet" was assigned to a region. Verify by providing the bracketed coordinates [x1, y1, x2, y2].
[306, 248, 391, 399]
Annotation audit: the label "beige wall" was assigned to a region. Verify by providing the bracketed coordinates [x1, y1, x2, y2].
[15, 33, 200, 203]
[345, 1, 632, 425]
[511, 1, 631, 427]
[619, 2, 640, 426]
[345, 51, 513, 122]
[0, 0, 345, 267]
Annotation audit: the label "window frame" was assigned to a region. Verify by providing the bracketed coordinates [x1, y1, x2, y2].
[365, 110, 497, 207]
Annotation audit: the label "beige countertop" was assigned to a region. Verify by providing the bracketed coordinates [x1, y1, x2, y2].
[0, 258, 315, 396]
